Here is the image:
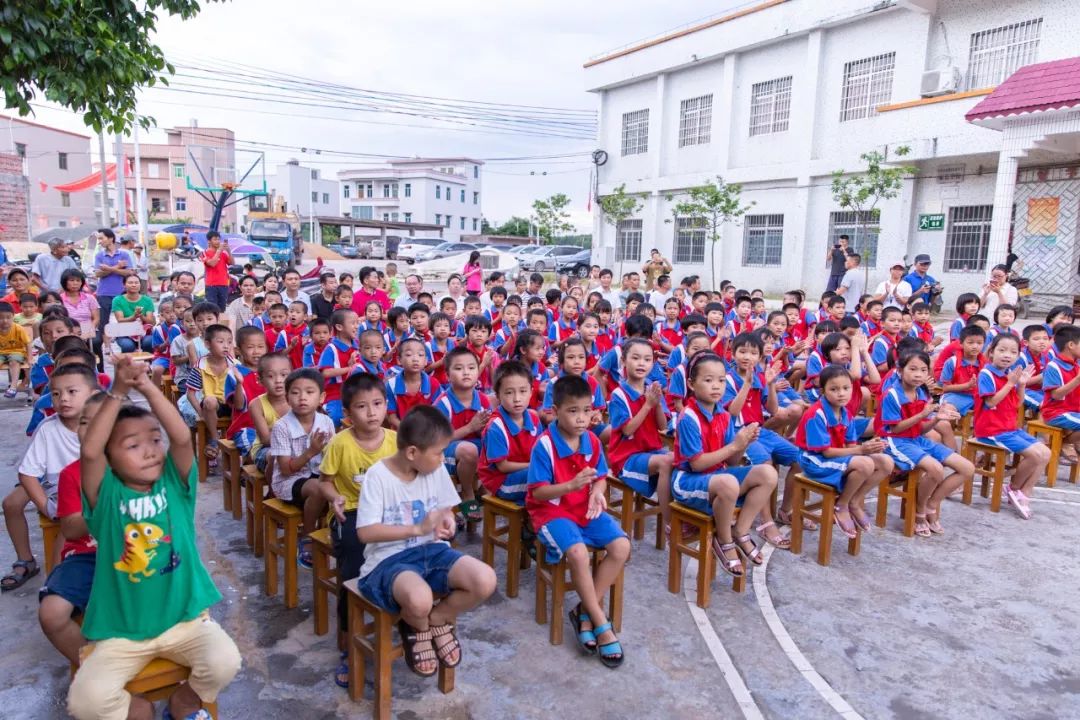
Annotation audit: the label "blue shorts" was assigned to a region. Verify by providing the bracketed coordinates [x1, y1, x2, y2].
[232, 427, 256, 457]
[357, 542, 464, 614]
[776, 386, 802, 408]
[253, 445, 270, 472]
[671, 465, 752, 513]
[151, 357, 170, 371]
[38, 552, 95, 612]
[536, 514, 626, 564]
[1023, 389, 1044, 412]
[745, 428, 801, 467]
[443, 438, 481, 474]
[324, 399, 344, 429]
[798, 451, 855, 490]
[941, 392, 974, 417]
[884, 436, 955, 472]
[1048, 413, 1080, 432]
[975, 430, 1037, 454]
[620, 450, 665, 497]
[494, 469, 529, 504]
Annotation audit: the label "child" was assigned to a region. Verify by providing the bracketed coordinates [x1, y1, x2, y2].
[319, 372, 397, 685]
[383, 306, 411, 366]
[666, 332, 711, 414]
[335, 285, 355, 313]
[548, 296, 579, 351]
[263, 302, 289, 351]
[185, 324, 239, 459]
[170, 309, 199, 393]
[825, 295, 847, 323]
[0, 301, 30, 398]
[303, 318, 332, 368]
[655, 298, 684, 356]
[599, 314, 666, 392]
[249, 352, 291, 471]
[671, 352, 778, 577]
[666, 313, 708, 371]
[860, 300, 883, 337]
[14, 293, 42, 339]
[910, 302, 941, 349]
[975, 334, 1050, 518]
[869, 306, 903, 373]
[725, 296, 755, 337]
[425, 312, 456, 388]
[987, 304, 1019, 347]
[876, 351, 974, 536]
[408, 302, 432, 341]
[319, 308, 361, 428]
[150, 299, 179, 386]
[1040, 324, 1080, 464]
[357, 329, 388, 379]
[71, 356, 241, 720]
[527, 375, 630, 668]
[356, 406, 496, 676]
[938, 325, 987, 419]
[360, 300, 386, 334]
[224, 325, 268, 458]
[386, 337, 437, 429]
[2, 364, 98, 591]
[433, 346, 492, 522]
[542, 338, 608, 439]
[464, 315, 495, 392]
[275, 300, 310, 369]
[480, 361, 542, 503]
[577, 312, 603, 371]
[606, 338, 675, 527]
[491, 303, 520, 358]
[271, 368, 334, 568]
[1019, 324, 1051, 412]
[511, 329, 551, 410]
[795, 365, 894, 537]
[950, 293, 981, 341]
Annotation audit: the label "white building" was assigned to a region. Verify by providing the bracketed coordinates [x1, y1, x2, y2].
[586, 0, 1080, 306]
[265, 159, 340, 221]
[337, 157, 484, 242]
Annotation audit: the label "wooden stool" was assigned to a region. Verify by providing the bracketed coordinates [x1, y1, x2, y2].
[196, 417, 231, 482]
[1028, 420, 1080, 488]
[263, 498, 302, 608]
[69, 657, 218, 719]
[243, 463, 269, 557]
[957, 413, 973, 441]
[344, 578, 454, 720]
[790, 473, 861, 567]
[310, 527, 338, 636]
[479, 495, 531, 599]
[605, 476, 664, 550]
[533, 540, 624, 646]
[38, 512, 59, 574]
[666, 501, 744, 609]
[218, 439, 243, 520]
[875, 469, 921, 536]
[960, 439, 1015, 512]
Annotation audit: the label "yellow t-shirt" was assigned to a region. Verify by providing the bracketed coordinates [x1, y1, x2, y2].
[0, 324, 29, 356]
[319, 427, 397, 515]
[249, 394, 282, 460]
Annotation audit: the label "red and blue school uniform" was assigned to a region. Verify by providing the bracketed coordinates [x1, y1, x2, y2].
[150, 321, 180, 372]
[526, 360, 552, 410]
[318, 337, 358, 427]
[250, 312, 270, 331]
[425, 337, 455, 388]
[598, 344, 666, 391]
[803, 350, 826, 401]
[869, 332, 899, 370]
[607, 381, 671, 496]
[541, 371, 605, 423]
[655, 319, 683, 352]
[985, 324, 1019, 350]
[671, 400, 749, 513]
[1041, 354, 1080, 431]
[875, 384, 955, 471]
[913, 320, 936, 346]
[938, 353, 984, 416]
[490, 325, 517, 356]
[302, 341, 329, 369]
[354, 357, 387, 381]
[722, 369, 800, 467]
[225, 365, 265, 455]
[434, 387, 493, 470]
[385, 371, 437, 423]
[360, 318, 387, 334]
[666, 363, 689, 410]
[725, 317, 752, 338]
[974, 365, 1037, 453]
[579, 338, 602, 372]
[526, 428, 624, 563]
[1018, 347, 1049, 410]
[479, 406, 541, 503]
[860, 317, 881, 338]
[274, 322, 309, 369]
[949, 314, 971, 341]
[467, 343, 495, 392]
[382, 327, 413, 365]
[794, 400, 862, 488]
[264, 323, 287, 352]
[597, 327, 617, 356]
[548, 318, 577, 346]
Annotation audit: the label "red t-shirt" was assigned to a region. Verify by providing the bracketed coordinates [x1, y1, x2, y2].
[201, 247, 232, 287]
[56, 461, 96, 559]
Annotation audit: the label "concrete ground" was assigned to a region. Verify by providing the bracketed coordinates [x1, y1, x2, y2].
[3, 318, 1078, 719]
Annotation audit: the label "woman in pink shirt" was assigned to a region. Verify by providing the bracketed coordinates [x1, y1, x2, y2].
[60, 268, 100, 340]
[462, 251, 483, 295]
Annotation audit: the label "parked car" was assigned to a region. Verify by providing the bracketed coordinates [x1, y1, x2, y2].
[413, 241, 478, 263]
[326, 242, 359, 259]
[370, 234, 402, 260]
[559, 247, 593, 278]
[398, 237, 444, 264]
[518, 245, 588, 273]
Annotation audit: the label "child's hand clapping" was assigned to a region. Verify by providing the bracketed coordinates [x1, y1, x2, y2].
[645, 381, 663, 406]
[467, 408, 492, 433]
[860, 438, 885, 455]
[736, 422, 760, 446]
[586, 487, 607, 520]
[1018, 365, 1035, 388]
[309, 430, 330, 454]
[569, 466, 597, 490]
[921, 402, 939, 419]
[764, 360, 783, 384]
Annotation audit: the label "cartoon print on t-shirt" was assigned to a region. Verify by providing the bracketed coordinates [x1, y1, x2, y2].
[114, 522, 171, 583]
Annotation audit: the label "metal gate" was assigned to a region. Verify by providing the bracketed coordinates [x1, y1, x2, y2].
[1012, 165, 1080, 313]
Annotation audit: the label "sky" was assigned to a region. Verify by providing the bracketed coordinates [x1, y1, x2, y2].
[22, 0, 744, 232]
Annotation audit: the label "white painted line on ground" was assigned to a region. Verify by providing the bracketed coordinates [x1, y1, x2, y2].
[754, 544, 866, 720]
[682, 556, 766, 720]
[1029, 497, 1080, 506]
[1040, 485, 1080, 496]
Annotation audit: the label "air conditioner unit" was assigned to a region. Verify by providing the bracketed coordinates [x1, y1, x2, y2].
[920, 67, 960, 98]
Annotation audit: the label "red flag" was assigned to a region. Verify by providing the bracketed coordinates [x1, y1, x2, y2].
[39, 181, 48, 192]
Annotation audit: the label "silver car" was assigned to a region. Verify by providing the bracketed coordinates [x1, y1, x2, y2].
[414, 241, 478, 263]
[398, 237, 444, 264]
[519, 245, 587, 273]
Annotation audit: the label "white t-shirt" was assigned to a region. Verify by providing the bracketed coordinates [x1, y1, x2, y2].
[649, 288, 674, 312]
[269, 411, 335, 499]
[874, 279, 913, 308]
[980, 282, 1018, 319]
[839, 268, 865, 303]
[19, 415, 79, 515]
[282, 289, 312, 314]
[597, 288, 623, 310]
[356, 459, 461, 578]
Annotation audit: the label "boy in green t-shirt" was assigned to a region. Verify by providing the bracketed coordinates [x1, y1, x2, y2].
[70, 356, 241, 720]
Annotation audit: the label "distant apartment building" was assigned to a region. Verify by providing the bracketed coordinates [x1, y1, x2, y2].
[266, 160, 340, 218]
[337, 157, 484, 242]
[0, 114, 96, 232]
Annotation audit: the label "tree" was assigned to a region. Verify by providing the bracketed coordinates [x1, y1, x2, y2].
[493, 216, 530, 237]
[531, 193, 574, 243]
[667, 177, 753, 290]
[0, 1, 223, 134]
[831, 146, 917, 286]
[480, 218, 495, 234]
[598, 184, 643, 269]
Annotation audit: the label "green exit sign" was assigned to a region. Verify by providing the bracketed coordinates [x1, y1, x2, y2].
[918, 213, 945, 231]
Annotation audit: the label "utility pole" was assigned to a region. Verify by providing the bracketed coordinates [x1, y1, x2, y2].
[114, 134, 127, 226]
[97, 132, 110, 226]
[133, 124, 146, 246]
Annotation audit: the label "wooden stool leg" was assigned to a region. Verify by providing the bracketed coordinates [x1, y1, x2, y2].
[902, 471, 917, 538]
[695, 524, 711, 609]
[285, 519, 299, 609]
[347, 593, 363, 702]
[550, 558, 566, 646]
[961, 445, 975, 505]
[480, 506, 495, 567]
[989, 457, 1004, 513]
[505, 513, 521, 599]
[1048, 432, 1061, 488]
[313, 550, 329, 637]
[817, 495, 834, 567]
[374, 608, 394, 720]
[667, 514, 682, 595]
[790, 484, 805, 555]
[264, 517, 278, 597]
[253, 497, 265, 558]
[230, 454, 242, 520]
[875, 476, 889, 529]
[197, 421, 208, 482]
[534, 547, 548, 626]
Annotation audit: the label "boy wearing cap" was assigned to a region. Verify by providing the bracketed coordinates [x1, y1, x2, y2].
[904, 254, 937, 306]
[31, 238, 79, 293]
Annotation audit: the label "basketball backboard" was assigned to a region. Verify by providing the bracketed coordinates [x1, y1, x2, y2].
[185, 144, 266, 197]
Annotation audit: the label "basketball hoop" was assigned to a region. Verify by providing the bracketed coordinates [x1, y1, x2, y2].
[221, 181, 237, 192]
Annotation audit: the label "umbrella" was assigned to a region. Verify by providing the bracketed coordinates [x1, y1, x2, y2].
[230, 242, 265, 255]
[31, 226, 96, 246]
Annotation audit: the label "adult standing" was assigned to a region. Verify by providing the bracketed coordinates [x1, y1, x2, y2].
[225, 275, 259, 330]
[31, 237, 78, 293]
[462, 251, 483, 296]
[596, 269, 622, 310]
[124, 238, 150, 286]
[619, 271, 642, 306]
[351, 266, 391, 315]
[281, 267, 312, 313]
[649, 274, 674, 312]
[60, 269, 100, 341]
[873, 263, 912, 308]
[836, 252, 866, 302]
[641, 248, 672, 292]
[93, 228, 134, 336]
[310, 271, 338, 321]
[478, 271, 505, 312]
[393, 273, 424, 309]
[978, 264, 1018, 318]
[200, 230, 232, 311]
[110, 275, 155, 351]
[903, 254, 938, 306]
[825, 235, 849, 292]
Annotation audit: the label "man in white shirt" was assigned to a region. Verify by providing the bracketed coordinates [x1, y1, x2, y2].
[393, 274, 425, 309]
[648, 274, 674, 312]
[873, 263, 913, 308]
[281, 267, 312, 313]
[596, 268, 622, 310]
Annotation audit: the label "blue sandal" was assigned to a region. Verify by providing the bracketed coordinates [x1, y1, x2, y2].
[593, 622, 624, 669]
[568, 602, 597, 654]
[334, 651, 349, 689]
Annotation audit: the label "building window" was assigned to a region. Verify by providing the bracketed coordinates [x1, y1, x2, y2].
[621, 109, 649, 156]
[678, 95, 713, 147]
[14, 143, 25, 158]
[742, 214, 784, 267]
[460, 217, 465, 230]
[311, 169, 318, 180]
[446, 186, 452, 200]
[60, 192, 71, 208]
[173, 163, 185, 178]
[354, 205, 374, 220]
[404, 212, 412, 223]
[472, 218, 478, 231]
[673, 217, 706, 264]
[58, 220, 67, 228]
[175, 197, 187, 212]
[436, 186, 441, 199]
[473, 191, 479, 205]
[446, 215, 452, 228]
[147, 162, 160, 179]
[839, 52, 895, 122]
[943, 205, 993, 272]
[383, 184, 391, 198]
[391, 212, 399, 222]
[311, 191, 318, 202]
[343, 185, 350, 198]
[967, 19, 1042, 89]
[383, 213, 390, 221]
[749, 76, 792, 136]
[460, 189, 465, 203]
[473, 165, 479, 178]
[828, 210, 880, 268]
[392, 183, 399, 198]
[436, 213, 442, 224]
[322, 193, 329, 204]
[404, 183, 412, 198]
[151, 197, 162, 213]
[615, 219, 642, 262]
[58, 152, 68, 170]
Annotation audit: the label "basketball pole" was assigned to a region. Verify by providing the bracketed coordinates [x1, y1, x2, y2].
[133, 123, 146, 247]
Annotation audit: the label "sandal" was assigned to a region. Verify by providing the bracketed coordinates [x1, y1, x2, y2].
[913, 513, 932, 538]
[664, 522, 699, 542]
[397, 620, 438, 677]
[734, 534, 764, 566]
[1062, 447, 1079, 466]
[204, 441, 220, 461]
[777, 507, 818, 532]
[593, 622, 624, 669]
[297, 537, 313, 570]
[755, 521, 790, 550]
[431, 623, 462, 667]
[3, 387, 16, 399]
[0, 558, 39, 592]
[833, 506, 857, 540]
[849, 507, 873, 532]
[710, 537, 744, 578]
[925, 510, 945, 534]
[458, 499, 483, 523]
[333, 651, 349, 689]
[568, 602, 597, 655]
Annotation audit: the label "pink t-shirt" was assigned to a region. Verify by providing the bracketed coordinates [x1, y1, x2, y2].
[463, 262, 483, 293]
[62, 291, 100, 326]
